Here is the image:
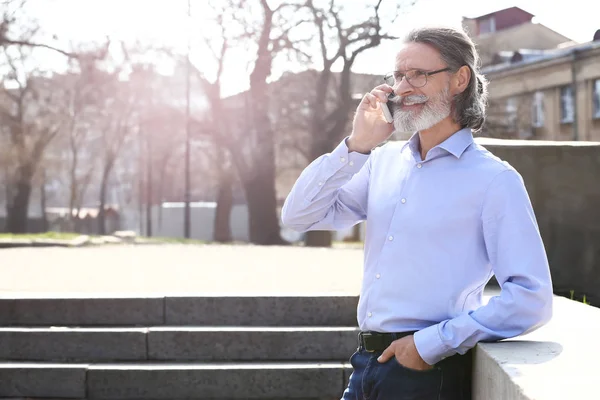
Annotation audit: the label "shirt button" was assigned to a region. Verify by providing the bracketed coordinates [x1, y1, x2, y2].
[401, 198, 406, 204]
[340, 157, 346, 163]
[376, 273, 381, 279]
[388, 235, 394, 241]
[417, 163, 422, 168]
[368, 312, 373, 317]
[349, 161, 354, 166]
[318, 182, 323, 186]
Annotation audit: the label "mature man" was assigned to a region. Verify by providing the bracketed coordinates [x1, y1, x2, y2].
[281, 26, 553, 399]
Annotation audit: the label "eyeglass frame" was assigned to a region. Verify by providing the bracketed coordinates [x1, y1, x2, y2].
[383, 67, 451, 88]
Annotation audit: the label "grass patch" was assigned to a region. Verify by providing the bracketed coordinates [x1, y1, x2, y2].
[0, 232, 206, 245]
[570, 289, 592, 305]
[0, 232, 82, 240]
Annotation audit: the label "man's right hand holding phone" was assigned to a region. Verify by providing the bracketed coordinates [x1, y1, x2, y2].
[346, 84, 396, 154]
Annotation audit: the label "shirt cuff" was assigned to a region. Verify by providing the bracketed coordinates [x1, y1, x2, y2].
[327, 137, 370, 175]
[413, 323, 449, 366]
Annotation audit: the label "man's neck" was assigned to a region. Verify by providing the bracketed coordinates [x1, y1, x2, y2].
[418, 117, 462, 160]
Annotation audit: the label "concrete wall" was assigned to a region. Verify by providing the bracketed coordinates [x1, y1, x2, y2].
[473, 295, 600, 400]
[477, 138, 600, 305]
[141, 203, 365, 243]
[140, 203, 251, 242]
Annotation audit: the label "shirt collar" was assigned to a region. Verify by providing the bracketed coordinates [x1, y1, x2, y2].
[401, 128, 474, 159]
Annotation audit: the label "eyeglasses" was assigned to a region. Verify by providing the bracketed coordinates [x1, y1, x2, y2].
[383, 67, 451, 88]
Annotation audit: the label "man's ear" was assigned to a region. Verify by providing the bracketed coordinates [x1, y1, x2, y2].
[453, 65, 471, 95]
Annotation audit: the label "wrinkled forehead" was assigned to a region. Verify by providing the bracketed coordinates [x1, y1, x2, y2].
[394, 42, 445, 72]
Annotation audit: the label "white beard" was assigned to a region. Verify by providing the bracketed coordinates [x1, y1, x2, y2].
[393, 85, 452, 133]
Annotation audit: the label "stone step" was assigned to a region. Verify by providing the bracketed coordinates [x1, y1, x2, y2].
[0, 361, 351, 399]
[0, 327, 359, 362]
[0, 295, 358, 327]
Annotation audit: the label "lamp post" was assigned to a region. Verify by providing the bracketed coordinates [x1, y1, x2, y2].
[184, 0, 191, 238]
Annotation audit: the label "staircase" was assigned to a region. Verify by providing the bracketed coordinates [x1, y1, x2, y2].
[0, 295, 358, 399]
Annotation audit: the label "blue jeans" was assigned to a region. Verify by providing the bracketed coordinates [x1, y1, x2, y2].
[341, 348, 472, 400]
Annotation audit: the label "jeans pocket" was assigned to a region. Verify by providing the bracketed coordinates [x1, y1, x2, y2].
[377, 357, 442, 400]
[392, 356, 440, 374]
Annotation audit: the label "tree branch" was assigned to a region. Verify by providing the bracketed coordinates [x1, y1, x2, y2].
[2, 38, 76, 58]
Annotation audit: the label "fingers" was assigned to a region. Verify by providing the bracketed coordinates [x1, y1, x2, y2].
[359, 83, 394, 112]
[362, 88, 393, 109]
[372, 84, 394, 100]
[362, 93, 379, 109]
[377, 344, 395, 363]
[371, 89, 392, 103]
[373, 83, 394, 93]
[370, 84, 394, 103]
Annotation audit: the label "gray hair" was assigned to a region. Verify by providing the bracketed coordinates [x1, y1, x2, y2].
[404, 27, 489, 132]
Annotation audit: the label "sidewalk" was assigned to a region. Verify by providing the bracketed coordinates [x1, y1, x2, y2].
[0, 244, 365, 295]
[0, 244, 499, 296]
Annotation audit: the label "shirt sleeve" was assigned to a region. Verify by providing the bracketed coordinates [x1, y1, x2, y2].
[280, 137, 373, 232]
[413, 168, 554, 365]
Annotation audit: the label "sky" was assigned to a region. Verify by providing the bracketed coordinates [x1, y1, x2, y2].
[20, 0, 599, 96]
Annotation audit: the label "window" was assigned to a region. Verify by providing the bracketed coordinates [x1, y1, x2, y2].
[479, 17, 496, 34]
[532, 91, 544, 128]
[594, 79, 600, 119]
[560, 85, 574, 123]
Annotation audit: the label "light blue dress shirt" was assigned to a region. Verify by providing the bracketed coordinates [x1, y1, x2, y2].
[281, 127, 554, 365]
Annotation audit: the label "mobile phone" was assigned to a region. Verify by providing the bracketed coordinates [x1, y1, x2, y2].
[381, 92, 395, 124]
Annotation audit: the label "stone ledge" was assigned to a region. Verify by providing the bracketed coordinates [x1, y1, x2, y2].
[0, 363, 87, 398]
[0, 295, 359, 327]
[474, 137, 600, 146]
[473, 296, 600, 399]
[86, 362, 350, 399]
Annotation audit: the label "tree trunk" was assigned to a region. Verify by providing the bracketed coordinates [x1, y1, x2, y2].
[68, 140, 79, 231]
[350, 223, 361, 241]
[305, 230, 332, 247]
[243, 171, 287, 245]
[244, 94, 284, 244]
[213, 159, 233, 242]
[40, 170, 48, 232]
[68, 175, 77, 230]
[6, 164, 34, 234]
[233, 2, 285, 246]
[145, 148, 153, 237]
[98, 167, 110, 235]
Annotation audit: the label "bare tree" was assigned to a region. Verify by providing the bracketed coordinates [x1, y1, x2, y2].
[61, 56, 105, 228]
[95, 74, 137, 235]
[219, 0, 313, 245]
[0, 0, 108, 233]
[191, 0, 310, 245]
[0, 45, 65, 232]
[1, 0, 74, 57]
[192, 0, 239, 243]
[297, 0, 411, 247]
[1, 1, 108, 60]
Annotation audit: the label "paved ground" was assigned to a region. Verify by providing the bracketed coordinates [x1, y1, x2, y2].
[0, 244, 499, 296]
[0, 244, 366, 295]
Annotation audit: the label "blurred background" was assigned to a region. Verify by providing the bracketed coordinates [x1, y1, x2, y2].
[1, 0, 599, 247]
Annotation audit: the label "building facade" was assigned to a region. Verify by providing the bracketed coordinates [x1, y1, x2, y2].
[482, 40, 600, 141]
[462, 7, 600, 141]
[462, 7, 572, 67]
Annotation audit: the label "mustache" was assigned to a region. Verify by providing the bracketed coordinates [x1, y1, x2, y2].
[389, 94, 429, 106]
